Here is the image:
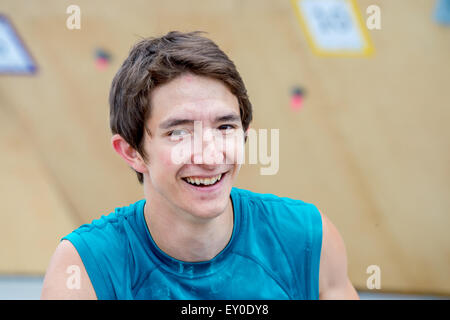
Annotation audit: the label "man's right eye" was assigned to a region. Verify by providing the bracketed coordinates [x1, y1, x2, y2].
[168, 129, 190, 139]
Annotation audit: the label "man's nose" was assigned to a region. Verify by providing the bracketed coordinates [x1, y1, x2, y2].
[191, 128, 224, 165]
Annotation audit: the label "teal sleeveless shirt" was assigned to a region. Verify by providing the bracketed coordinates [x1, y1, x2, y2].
[62, 187, 323, 300]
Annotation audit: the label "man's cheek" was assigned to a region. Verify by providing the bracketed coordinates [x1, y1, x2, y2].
[168, 141, 192, 166]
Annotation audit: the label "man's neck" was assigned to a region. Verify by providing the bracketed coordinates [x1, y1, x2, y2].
[143, 192, 234, 263]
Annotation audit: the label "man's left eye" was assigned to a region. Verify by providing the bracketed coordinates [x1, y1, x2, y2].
[171, 129, 188, 135]
[219, 125, 235, 132]
[168, 129, 190, 141]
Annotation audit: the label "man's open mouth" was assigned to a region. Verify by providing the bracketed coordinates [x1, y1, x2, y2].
[181, 172, 226, 188]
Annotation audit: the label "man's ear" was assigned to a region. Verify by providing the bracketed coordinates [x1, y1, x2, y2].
[111, 134, 148, 174]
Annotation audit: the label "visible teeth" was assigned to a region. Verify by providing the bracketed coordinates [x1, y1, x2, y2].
[185, 174, 222, 186]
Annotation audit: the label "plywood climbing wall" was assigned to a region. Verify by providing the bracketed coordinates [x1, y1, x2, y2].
[0, 0, 448, 296]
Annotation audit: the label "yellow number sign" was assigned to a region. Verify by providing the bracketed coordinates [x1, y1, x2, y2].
[291, 0, 375, 57]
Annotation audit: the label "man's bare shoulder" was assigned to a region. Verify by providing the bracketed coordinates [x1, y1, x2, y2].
[318, 210, 359, 300]
[41, 240, 97, 300]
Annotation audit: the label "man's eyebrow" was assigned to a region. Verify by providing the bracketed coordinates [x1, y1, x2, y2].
[215, 113, 241, 123]
[159, 118, 194, 130]
[159, 113, 241, 130]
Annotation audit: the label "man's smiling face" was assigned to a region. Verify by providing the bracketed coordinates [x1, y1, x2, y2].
[141, 73, 245, 220]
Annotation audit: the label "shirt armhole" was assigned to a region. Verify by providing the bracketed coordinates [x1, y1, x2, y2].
[308, 204, 323, 300]
[61, 232, 115, 300]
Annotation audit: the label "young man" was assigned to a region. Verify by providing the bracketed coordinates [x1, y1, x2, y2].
[41, 31, 359, 300]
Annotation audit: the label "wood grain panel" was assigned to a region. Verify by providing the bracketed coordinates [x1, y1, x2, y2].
[0, 0, 448, 295]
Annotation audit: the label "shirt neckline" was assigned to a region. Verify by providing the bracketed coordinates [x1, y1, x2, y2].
[138, 188, 240, 278]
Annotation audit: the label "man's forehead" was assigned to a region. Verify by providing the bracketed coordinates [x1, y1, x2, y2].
[182, 73, 194, 82]
[170, 98, 235, 113]
[157, 91, 237, 115]
[152, 73, 236, 105]
[149, 74, 240, 127]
